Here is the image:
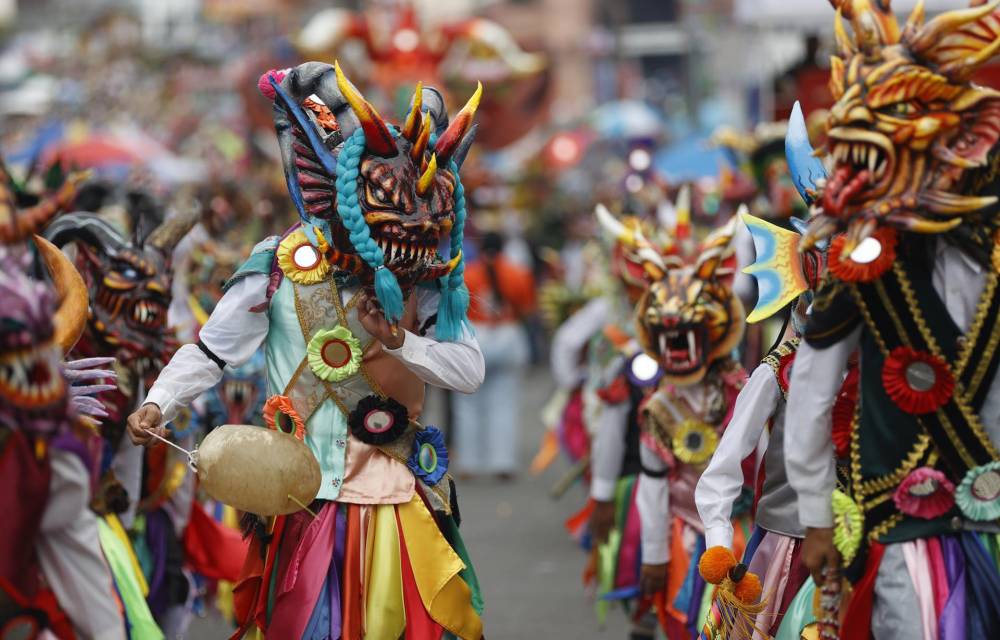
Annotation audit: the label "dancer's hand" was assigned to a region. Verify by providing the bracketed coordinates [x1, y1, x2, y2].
[358, 293, 405, 349]
[802, 526, 841, 585]
[589, 500, 616, 545]
[640, 563, 668, 596]
[127, 403, 166, 446]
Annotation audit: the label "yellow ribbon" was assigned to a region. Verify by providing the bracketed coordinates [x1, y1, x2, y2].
[364, 505, 407, 639]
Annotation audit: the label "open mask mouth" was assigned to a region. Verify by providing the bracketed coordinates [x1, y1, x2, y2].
[0, 345, 66, 410]
[222, 378, 258, 417]
[128, 299, 167, 332]
[373, 235, 439, 271]
[652, 324, 705, 375]
[822, 129, 896, 217]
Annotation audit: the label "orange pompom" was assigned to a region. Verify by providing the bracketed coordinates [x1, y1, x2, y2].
[733, 572, 763, 604]
[698, 546, 737, 585]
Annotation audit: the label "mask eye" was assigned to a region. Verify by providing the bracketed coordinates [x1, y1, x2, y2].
[886, 102, 918, 117]
[121, 268, 139, 280]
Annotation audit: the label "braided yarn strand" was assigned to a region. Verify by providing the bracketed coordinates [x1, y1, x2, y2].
[335, 128, 405, 323]
[434, 156, 471, 342]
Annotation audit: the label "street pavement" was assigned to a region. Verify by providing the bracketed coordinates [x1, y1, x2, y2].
[188, 366, 629, 639]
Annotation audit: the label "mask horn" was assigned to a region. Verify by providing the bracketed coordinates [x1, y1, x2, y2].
[410, 113, 432, 163]
[434, 82, 482, 164]
[33, 235, 88, 354]
[402, 82, 423, 142]
[146, 203, 200, 254]
[417, 154, 438, 197]
[335, 61, 397, 157]
[786, 101, 828, 207]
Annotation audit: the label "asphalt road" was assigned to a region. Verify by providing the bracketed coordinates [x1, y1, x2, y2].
[187, 366, 630, 639]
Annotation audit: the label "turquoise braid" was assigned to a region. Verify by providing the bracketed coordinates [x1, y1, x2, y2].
[434, 153, 470, 342]
[335, 128, 405, 323]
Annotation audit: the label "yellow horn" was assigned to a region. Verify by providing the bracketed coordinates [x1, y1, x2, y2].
[410, 113, 432, 164]
[402, 82, 423, 142]
[34, 235, 88, 354]
[417, 153, 438, 197]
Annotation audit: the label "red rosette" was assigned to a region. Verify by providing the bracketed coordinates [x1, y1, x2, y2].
[831, 365, 860, 458]
[828, 227, 897, 283]
[881, 347, 954, 414]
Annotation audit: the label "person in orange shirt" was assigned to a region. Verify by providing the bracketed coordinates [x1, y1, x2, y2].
[453, 231, 537, 479]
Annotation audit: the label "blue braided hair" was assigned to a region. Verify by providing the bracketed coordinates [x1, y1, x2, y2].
[434, 154, 470, 342]
[335, 128, 405, 323]
[334, 127, 470, 338]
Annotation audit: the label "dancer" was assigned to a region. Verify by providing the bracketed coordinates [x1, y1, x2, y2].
[632, 215, 748, 639]
[786, 1, 1000, 638]
[127, 62, 486, 639]
[0, 167, 127, 638]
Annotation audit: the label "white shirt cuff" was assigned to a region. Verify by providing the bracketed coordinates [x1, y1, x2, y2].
[705, 525, 734, 551]
[591, 477, 617, 502]
[383, 329, 420, 360]
[642, 540, 669, 565]
[798, 492, 835, 528]
[144, 387, 176, 425]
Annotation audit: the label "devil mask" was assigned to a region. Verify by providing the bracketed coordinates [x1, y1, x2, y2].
[44, 207, 197, 378]
[261, 62, 479, 337]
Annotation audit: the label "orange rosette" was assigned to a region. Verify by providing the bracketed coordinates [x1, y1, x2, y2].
[263, 394, 306, 440]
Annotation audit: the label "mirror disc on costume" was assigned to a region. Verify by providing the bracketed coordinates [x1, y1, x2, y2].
[972, 470, 1000, 502]
[685, 432, 703, 450]
[849, 237, 882, 264]
[364, 409, 395, 434]
[418, 443, 438, 473]
[321, 338, 352, 369]
[275, 410, 295, 435]
[908, 478, 939, 497]
[293, 244, 321, 270]
[1, 616, 40, 640]
[631, 353, 661, 382]
[905, 361, 937, 392]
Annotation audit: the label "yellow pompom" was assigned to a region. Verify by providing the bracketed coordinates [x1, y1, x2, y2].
[699, 546, 737, 585]
[734, 572, 763, 604]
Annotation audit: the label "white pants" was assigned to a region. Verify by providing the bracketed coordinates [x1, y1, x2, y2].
[451, 323, 528, 474]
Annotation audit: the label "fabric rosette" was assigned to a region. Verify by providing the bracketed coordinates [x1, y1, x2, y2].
[832, 490, 863, 565]
[277, 229, 330, 284]
[407, 427, 449, 486]
[881, 347, 954, 415]
[827, 227, 897, 283]
[956, 462, 1000, 521]
[307, 326, 363, 382]
[893, 467, 955, 519]
[263, 394, 306, 440]
[348, 394, 409, 445]
[671, 419, 719, 465]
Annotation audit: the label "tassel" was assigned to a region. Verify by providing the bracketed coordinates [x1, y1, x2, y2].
[374, 266, 405, 324]
[435, 281, 470, 341]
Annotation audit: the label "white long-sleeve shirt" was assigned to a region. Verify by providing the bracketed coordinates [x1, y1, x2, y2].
[696, 365, 780, 549]
[37, 450, 126, 640]
[550, 297, 610, 390]
[786, 240, 1000, 528]
[590, 401, 631, 501]
[146, 273, 485, 424]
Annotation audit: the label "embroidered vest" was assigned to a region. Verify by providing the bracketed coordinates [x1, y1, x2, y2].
[807, 241, 1000, 548]
[266, 270, 445, 507]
